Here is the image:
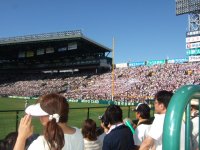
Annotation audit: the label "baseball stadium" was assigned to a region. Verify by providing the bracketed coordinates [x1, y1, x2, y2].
[0, 0, 200, 150]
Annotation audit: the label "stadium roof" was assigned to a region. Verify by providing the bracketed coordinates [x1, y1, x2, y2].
[0, 30, 111, 52]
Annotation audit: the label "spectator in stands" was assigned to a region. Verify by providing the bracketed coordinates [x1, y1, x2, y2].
[81, 119, 102, 150]
[14, 93, 84, 150]
[102, 104, 136, 150]
[190, 99, 199, 150]
[0, 62, 200, 101]
[139, 90, 185, 150]
[133, 103, 152, 148]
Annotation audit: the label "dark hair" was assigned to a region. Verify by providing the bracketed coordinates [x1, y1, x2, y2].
[40, 93, 69, 150]
[81, 119, 97, 141]
[0, 132, 39, 150]
[104, 104, 122, 125]
[99, 114, 109, 128]
[96, 127, 104, 137]
[0, 132, 18, 150]
[136, 103, 150, 119]
[154, 90, 173, 109]
[191, 105, 199, 111]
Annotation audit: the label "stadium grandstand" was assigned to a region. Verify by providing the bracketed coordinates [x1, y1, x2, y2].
[0, 30, 112, 73]
[0, 30, 200, 102]
[1, 1, 200, 149]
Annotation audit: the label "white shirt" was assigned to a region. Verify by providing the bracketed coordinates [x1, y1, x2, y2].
[148, 114, 185, 150]
[83, 138, 102, 150]
[148, 114, 165, 150]
[28, 127, 84, 150]
[133, 124, 151, 146]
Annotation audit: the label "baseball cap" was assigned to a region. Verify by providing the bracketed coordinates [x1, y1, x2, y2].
[133, 103, 150, 113]
[25, 103, 49, 116]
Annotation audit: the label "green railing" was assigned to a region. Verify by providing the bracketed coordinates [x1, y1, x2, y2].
[0, 106, 135, 139]
[163, 85, 200, 150]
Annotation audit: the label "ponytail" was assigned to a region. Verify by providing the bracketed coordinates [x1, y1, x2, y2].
[44, 119, 64, 150]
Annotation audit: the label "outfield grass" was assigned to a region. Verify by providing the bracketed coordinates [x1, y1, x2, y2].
[0, 98, 136, 139]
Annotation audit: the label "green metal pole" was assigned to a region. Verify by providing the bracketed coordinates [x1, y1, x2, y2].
[185, 103, 191, 150]
[199, 100, 200, 150]
[163, 85, 200, 150]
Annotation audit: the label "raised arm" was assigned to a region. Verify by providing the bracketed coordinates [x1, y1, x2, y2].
[14, 115, 33, 150]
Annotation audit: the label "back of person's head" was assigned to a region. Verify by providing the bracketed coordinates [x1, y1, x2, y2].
[40, 93, 69, 150]
[134, 103, 150, 119]
[81, 119, 97, 141]
[154, 90, 173, 109]
[40, 93, 69, 123]
[104, 104, 122, 125]
[0, 132, 18, 150]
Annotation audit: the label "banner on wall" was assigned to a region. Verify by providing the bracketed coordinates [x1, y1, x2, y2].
[146, 60, 165, 66]
[115, 63, 128, 68]
[36, 49, 45, 55]
[167, 58, 188, 63]
[68, 42, 77, 50]
[128, 61, 145, 67]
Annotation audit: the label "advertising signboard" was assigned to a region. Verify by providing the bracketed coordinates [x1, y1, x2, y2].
[186, 48, 200, 55]
[115, 63, 128, 68]
[128, 61, 145, 67]
[186, 36, 200, 43]
[186, 42, 200, 49]
[189, 55, 200, 62]
[68, 42, 77, 50]
[146, 60, 165, 66]
[167, 58, 188, 63]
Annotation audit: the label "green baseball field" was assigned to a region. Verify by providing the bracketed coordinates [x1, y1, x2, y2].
[0, 97, 135, 139]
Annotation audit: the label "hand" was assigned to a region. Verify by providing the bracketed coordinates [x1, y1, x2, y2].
[18, 115, 33, 140]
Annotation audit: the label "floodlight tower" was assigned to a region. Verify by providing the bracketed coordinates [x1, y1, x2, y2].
[176, 0, 200, 62]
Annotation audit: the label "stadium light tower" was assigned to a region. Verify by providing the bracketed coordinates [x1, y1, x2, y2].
[176, 0, 200, 62]
[176, 0, 200, 15]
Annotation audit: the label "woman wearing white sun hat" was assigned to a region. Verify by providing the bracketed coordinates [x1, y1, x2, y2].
[14, 93, 84, 150]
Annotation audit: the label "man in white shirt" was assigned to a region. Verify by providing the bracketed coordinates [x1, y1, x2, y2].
[139, 90, 173, 150]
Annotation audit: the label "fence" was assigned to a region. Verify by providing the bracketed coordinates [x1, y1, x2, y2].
[0, 105, 136, 139]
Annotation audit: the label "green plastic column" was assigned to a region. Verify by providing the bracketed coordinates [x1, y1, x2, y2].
[185, 102, 191, 150]
[163, 85, 200, 150]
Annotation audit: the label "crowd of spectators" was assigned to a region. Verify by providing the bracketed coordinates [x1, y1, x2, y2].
[0, 62, 199, 102]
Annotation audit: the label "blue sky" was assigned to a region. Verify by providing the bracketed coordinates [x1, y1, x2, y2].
[0, 0, 188, 63]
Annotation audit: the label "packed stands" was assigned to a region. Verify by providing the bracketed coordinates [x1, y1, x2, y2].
[0, 62, 199, 102]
